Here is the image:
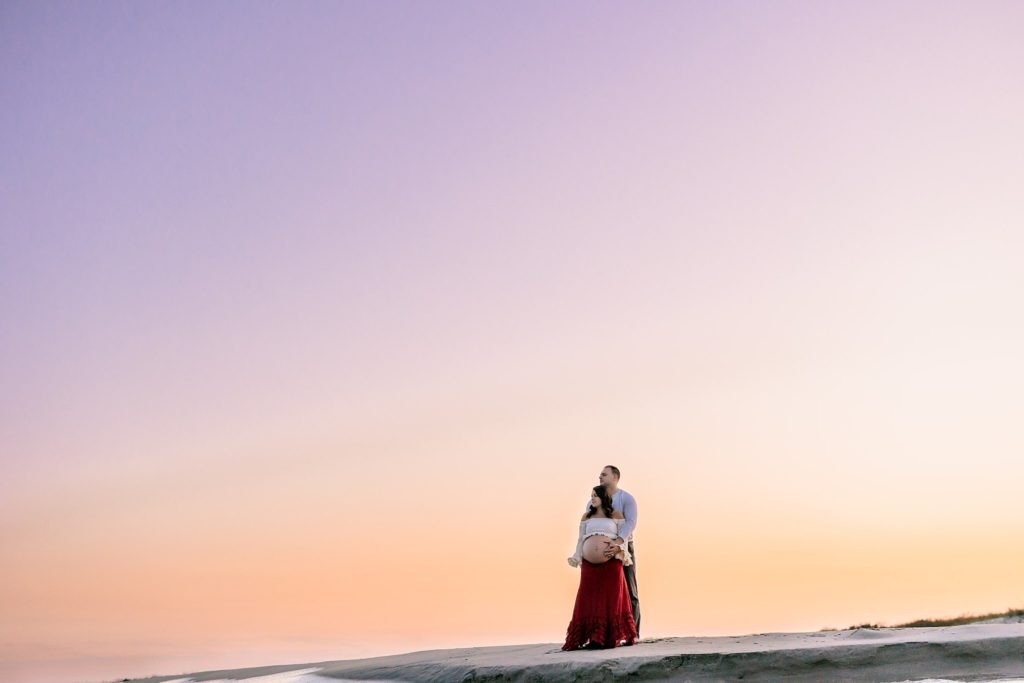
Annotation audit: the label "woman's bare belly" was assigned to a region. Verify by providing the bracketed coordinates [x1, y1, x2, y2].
[582, 534, 617, 564]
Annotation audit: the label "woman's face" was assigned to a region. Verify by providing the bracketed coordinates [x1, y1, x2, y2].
[591, 490, 602, 506]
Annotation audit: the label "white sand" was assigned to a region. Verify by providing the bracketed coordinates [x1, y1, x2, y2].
[120, 623, 1024, 682]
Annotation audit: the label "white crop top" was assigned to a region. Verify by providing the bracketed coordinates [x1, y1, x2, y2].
[567, 517, 633, 568]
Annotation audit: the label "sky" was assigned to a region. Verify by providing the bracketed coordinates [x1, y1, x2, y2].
[2, 1, 1023, 682]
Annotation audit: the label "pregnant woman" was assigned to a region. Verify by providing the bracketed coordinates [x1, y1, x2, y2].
[562, 485, 638, 650]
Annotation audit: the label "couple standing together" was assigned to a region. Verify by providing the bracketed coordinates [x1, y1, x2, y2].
[561, 465, 640, 650]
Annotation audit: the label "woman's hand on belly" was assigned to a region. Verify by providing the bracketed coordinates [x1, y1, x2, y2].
[582, 535, 614, 564]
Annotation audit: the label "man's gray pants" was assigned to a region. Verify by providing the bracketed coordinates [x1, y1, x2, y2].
[623, 540, 640, 636]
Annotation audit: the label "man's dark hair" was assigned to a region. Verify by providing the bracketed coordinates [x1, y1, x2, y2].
[604, 465, 621, 479]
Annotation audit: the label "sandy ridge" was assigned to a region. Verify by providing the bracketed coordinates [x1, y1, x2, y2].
[125, 623, 1024, 683]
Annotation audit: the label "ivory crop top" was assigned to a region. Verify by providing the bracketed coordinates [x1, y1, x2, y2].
[567, 517, 633, 568]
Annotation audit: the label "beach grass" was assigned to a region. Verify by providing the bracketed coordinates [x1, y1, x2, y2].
[819, 606, 1024, 631]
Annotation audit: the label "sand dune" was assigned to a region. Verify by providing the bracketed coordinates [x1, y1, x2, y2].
[120, 623, 1024, 683]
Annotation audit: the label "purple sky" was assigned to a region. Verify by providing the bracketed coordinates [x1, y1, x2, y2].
[3, 2, 1024, 682]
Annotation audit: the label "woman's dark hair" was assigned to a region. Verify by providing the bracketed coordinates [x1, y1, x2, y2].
[586, 485, 615, 519]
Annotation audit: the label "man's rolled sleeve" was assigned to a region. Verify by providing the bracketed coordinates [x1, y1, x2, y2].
[619, 492, 638, 540]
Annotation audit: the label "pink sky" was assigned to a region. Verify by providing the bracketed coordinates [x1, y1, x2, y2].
[2, 2, 1023, 682]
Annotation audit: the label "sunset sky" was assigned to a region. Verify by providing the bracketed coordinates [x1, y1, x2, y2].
[2, 2, 1023, 682]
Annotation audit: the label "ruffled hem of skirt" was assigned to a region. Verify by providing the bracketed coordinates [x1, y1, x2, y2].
[561, 616, 637, 650]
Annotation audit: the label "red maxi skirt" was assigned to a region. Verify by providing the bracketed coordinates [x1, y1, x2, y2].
[562, 557, 638, 650]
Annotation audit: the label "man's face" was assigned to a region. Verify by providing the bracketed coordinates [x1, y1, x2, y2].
[599, 468, 617, 487]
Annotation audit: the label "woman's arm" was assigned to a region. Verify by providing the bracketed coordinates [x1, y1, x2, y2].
[567, 520, 586, 567]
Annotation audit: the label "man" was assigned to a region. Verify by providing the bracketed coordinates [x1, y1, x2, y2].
[584, 464, 640, 637]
